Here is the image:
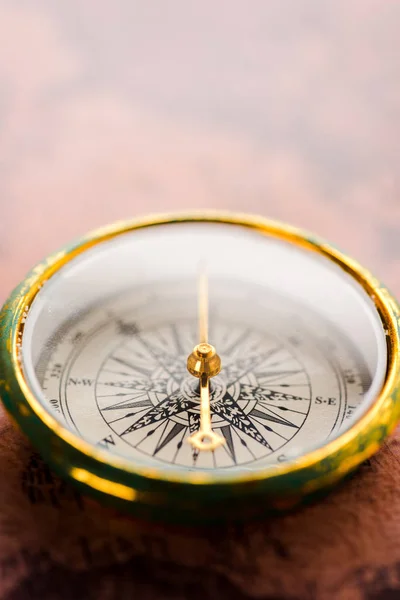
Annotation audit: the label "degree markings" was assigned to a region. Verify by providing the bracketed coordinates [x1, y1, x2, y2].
[41, 304, 365, 470]
[36, 279, 371, 472]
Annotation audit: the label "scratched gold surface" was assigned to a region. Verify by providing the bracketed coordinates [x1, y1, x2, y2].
[1, 2, 400, 598]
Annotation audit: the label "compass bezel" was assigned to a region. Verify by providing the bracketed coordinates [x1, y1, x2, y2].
[1, 211, 399, 523]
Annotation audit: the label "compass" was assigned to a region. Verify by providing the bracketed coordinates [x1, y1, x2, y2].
[0, 212, 399, 524]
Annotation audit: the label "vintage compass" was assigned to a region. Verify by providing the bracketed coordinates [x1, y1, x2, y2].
[0, 212, 399, 524]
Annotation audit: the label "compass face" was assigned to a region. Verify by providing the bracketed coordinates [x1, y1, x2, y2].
[33, 283, 370, 472]
[21, 221, 387, 477]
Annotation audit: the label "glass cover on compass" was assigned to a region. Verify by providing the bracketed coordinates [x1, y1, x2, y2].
[21, 222, 387, 476]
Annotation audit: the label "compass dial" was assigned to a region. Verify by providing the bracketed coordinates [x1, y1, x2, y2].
[35, 282, 369, 472]
[14, 217, 390, 493]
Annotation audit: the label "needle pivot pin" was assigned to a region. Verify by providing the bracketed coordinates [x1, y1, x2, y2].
[187, 343, 221, 379]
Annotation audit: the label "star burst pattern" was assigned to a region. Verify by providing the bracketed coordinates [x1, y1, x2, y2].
[96, 322, 311, 468]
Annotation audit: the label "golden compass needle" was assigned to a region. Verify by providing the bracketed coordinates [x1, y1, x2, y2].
[187, 269, 225, 452]
[199, 268, 208, 344]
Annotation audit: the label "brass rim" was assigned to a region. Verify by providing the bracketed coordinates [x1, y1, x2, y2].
[2, 211, 400, 493]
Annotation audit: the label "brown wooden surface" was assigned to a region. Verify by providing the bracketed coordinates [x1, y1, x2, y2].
[1, 2, 400, 598]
